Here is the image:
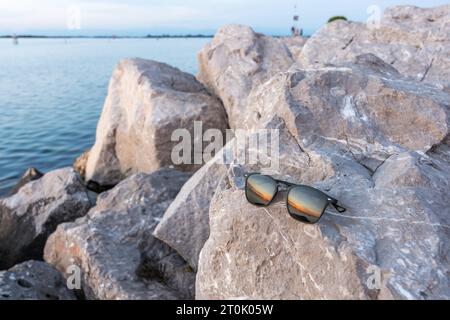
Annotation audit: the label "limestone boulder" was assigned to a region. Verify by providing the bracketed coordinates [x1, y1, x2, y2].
[197, 24, 296, 128]
[0, 168, 92, 270]
[299, 5, 450, 92]
[153, 155, 228, 271]
[44, 168, 195, 300]
[196, 134, 450, 299]
[195, 54, 450, 299]
[243, 54, 450, 171]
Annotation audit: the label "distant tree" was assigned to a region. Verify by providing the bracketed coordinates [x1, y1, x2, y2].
[328, 16, 348, 23]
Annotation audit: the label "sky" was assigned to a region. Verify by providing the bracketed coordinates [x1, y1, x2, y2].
[0, 0, 449, 36]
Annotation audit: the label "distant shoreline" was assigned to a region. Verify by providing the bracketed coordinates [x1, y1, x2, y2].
[0, 34, 215, 39]
[0, 34, 301, 39]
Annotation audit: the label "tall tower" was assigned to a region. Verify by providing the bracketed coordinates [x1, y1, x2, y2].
[291, 4, 303, 37]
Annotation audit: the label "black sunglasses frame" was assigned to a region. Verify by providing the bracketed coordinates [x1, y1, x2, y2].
[244, 173, 346, 224]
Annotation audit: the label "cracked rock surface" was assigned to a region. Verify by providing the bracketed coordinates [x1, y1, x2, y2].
[197, 24, 296, 129]
[85, 58, 228, 187]
[193, 47, 450, 299]
[196, 124, 450, 300]
[0, 168, 92, 270]
[300, 5, 450, 93]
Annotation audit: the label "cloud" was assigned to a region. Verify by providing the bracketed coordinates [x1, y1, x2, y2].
[0, 0, 449, 34]
[0, 0, 204, 31]
[80, 2, 205, 28]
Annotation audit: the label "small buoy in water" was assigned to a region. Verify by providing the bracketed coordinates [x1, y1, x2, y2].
[12, 34, 19, 45]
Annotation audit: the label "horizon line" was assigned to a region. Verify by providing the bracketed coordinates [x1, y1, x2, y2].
[0, 33, 307, 39]
[1, 34, 215, 39]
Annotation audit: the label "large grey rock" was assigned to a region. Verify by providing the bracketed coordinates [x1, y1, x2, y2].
[197, 24, 295, 128]
[243, 54, 450, 170]
[0, 168, 92, 270]
[86, 58, 228, 187]
[300, 5, 450, 92]
[195, 57, 450, 299]
[280, 36, 308, 61]
[197, 137, 450, 300]
[153, 155, 228, 271]
[44, 169, 195, 300]
[0, 260, 77, 300]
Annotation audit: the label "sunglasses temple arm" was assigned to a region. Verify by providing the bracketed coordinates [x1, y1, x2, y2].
[331, 202, 347, 213]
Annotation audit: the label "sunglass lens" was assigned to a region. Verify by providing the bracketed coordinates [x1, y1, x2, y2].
[246, 174, 277, 206]
[287, 186, 329, 223]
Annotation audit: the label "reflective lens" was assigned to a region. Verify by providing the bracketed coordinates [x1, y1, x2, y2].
[287, 186, 329, 223]
[245, 174, 277, 206]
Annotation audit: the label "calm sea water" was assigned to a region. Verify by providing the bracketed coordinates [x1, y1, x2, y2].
[0, 38, 209, 196]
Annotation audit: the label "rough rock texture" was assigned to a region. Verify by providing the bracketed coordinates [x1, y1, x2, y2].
[281, 36, 308, 61]
[73, 150, 90, 179]
[86, 58, 228, 187]
[9, 167, 43, 196]
[196, 57, 450, 299]
[2, 5, 445, 301]
[0, 261, 76, 300]
[0, 168, 92, 270]
[44, 169, 196, 300]
[154, 156, 228, 271]
[197, 24, 296, 128]
[300, 5, 450, 92]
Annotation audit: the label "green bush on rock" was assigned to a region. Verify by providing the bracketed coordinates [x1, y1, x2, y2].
[328, 16, 347, 23]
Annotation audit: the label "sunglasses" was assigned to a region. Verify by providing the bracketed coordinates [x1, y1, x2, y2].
[244, 173, 346, 224]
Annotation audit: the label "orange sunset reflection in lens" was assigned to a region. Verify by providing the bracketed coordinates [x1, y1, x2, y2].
[287, 197, 321, 218]
[246, 175, 277, 205]
[248, 183, 274, 202]
[287, 186, 328, 219]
